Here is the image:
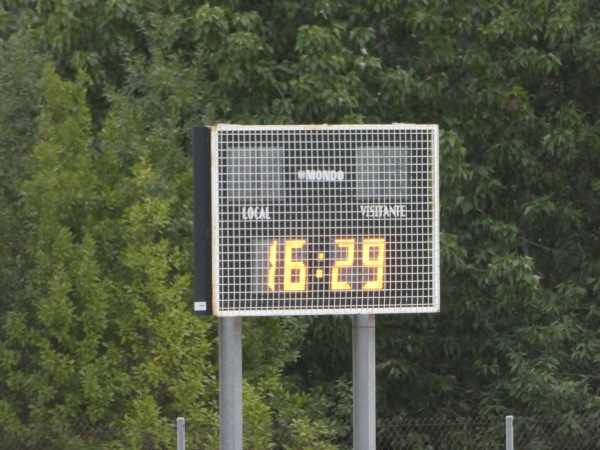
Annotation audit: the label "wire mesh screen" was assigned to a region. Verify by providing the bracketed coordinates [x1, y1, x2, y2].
[210, 124, 439, 316]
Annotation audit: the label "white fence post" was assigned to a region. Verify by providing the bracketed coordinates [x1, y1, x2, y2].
[505, 415, 514, 450]
[177, 417, 185, 450]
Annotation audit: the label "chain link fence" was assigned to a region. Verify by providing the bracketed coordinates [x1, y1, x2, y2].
[2, 415, 600, 449]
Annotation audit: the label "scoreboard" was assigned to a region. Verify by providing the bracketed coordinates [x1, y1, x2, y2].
[193, 124, 439, 316]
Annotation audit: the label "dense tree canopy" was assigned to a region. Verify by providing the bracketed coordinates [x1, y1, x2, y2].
[2, 0, 600, 447]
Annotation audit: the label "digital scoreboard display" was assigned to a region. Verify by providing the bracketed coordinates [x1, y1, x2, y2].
[193, 124, 439, 316]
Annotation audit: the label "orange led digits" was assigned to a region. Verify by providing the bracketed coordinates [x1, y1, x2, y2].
[266, 237, 385, 293]
[268, 240, 278, 291]
[331, 238, 355, 291]
[283, 239, 307, 291]
[363, 237, 385, 290]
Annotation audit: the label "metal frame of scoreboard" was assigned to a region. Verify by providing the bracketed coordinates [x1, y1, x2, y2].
[194, 124, 440, 317]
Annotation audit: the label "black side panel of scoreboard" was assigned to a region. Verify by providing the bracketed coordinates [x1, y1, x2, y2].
[193, 126, 212, 315]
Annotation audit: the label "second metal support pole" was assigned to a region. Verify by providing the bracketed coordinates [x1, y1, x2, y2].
[353, 314, 376, 450]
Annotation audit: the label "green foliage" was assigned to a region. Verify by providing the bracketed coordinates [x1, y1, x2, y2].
[3, 0, 600, 445]
[0, 32, 46, 322]
[0, 66, 220, 447]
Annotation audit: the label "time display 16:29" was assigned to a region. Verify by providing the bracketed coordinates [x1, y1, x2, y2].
[255, 237, 386, 292]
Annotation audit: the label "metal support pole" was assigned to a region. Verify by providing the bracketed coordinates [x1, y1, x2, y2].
[219, 317, 243, 450]
[176, 417, 185, 450]
[353, 314, 376, 450]
[505, 415, 514, 450]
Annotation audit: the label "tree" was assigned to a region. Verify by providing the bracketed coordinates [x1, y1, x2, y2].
[0, 55, 338, 450]
[3, 0, 600, 441]
[0, 64, 222, 447]
[0, 31, 46, 319]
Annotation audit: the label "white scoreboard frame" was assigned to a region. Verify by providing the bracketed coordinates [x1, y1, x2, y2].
[194, 124, 440, 317]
